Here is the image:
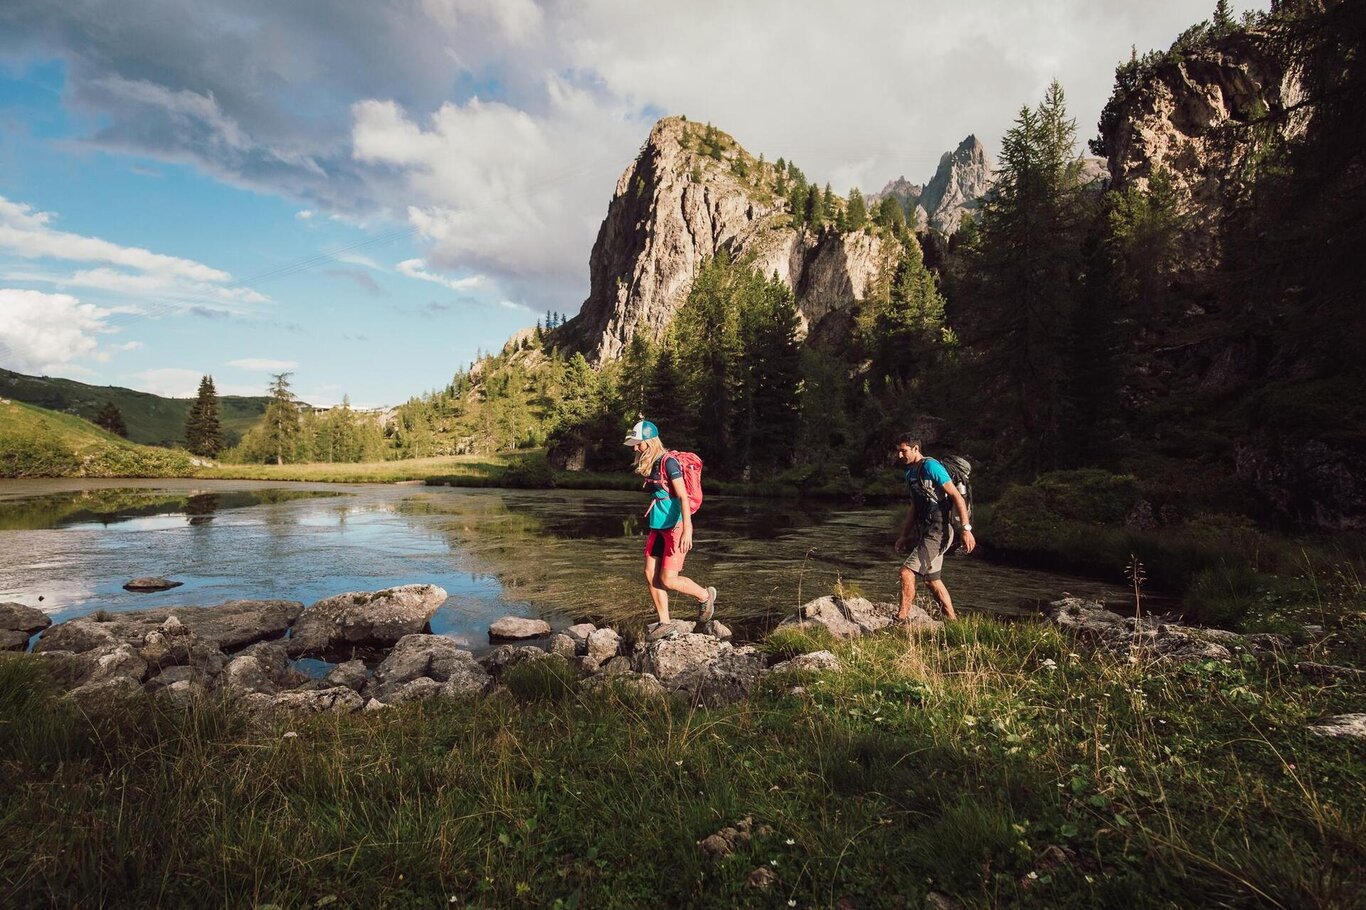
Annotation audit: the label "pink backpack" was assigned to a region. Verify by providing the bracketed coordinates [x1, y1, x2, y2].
[657, 450, 705, 514]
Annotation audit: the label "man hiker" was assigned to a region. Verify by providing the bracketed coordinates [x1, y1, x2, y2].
[894, 434, 975, 622]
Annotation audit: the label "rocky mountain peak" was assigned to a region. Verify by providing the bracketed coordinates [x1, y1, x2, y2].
[564, 116, 898, 362]
[919, 134, 995, 233]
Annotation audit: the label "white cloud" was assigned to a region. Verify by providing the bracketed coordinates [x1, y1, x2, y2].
[130, 367, 204, 398]
[227, 358, 299, 371]
[497, 299, 533, 313]
[295, 210, 316, 220]
[0, 194, 267, 315]
[0, 288, 114, 373]
[395, 258, 486, 291]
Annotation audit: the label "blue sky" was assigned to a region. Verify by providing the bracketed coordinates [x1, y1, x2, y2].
[0, 0, 1256, 406]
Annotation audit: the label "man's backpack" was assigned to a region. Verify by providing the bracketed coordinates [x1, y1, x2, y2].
[657, 450, 705, 514]
[909, 454, 973, 531]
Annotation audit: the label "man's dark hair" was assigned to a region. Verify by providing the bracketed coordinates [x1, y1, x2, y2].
[896, 433, 923, 449]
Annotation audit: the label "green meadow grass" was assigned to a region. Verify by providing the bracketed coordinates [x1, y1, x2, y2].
[2, 611, 1361, 909]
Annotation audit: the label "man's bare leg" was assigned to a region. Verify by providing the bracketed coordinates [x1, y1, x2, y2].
[897, 565, 918, 622]
[927, 578, 957, 621]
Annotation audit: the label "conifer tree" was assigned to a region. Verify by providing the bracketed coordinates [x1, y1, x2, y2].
[262, 372, 301, 465]
[846, 188, 868, 231]
[185, 374, 223, 457]
[94, 401, 127, 438]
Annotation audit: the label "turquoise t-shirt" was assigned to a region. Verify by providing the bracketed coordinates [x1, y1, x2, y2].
[905, 457, 952, 526]
[647, 455, 684, 530]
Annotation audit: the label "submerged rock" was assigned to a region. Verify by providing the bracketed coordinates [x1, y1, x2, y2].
[123, 577, 183, 593]
[288, 585, 447, 657]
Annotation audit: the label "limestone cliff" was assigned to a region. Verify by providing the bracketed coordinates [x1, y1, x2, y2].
[565, 117, 898, 362]
[1096, 29, 1305, 238]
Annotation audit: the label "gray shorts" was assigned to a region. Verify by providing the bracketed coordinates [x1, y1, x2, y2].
[902, 525, 954, 581]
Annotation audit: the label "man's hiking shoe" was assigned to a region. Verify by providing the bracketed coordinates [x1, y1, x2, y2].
[700, 586, 718, 622]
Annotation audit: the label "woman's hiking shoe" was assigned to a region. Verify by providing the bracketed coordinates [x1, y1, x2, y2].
[700, 586, 718, 622]
[646, 620, 684, 642]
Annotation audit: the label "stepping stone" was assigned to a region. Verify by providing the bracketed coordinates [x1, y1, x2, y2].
[123, 577, 183, 593]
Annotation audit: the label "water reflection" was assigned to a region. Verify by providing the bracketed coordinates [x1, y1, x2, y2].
[0, 480, 1135, 649]
[0, 488, 344, 531]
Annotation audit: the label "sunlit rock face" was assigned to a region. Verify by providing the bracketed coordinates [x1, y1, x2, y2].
[565, 116, 898, 362]
[1097, 28, 1305, 252]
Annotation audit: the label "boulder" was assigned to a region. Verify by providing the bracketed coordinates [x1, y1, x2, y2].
[1044, 598, 1129, 641]
[772, 650, 843, 675]
[369, 634, 476, 700]
[770, 593, 863, 633]
[383, 677, 444, 705]
[548, 633, 578, 658]
[153, 678, 204, 709]
[478, 645, 549, 675]
[580, 671, 666, 699]
[221, 653, 281, 695]
[324, 659, 369, 692]
[572, 655, 602, 677]
[687, 646, 767, 707]
[564, 623, 597, 647]
[842, 598, 899, 635]
[0, 602, 50, 651]
[488, 616, 552, 641]
[34, 600, 303, 655]
[586, 628, 623, 663]
[139, 616, 201, 671]
[64, 675, 142, 712]
[123, 577, 183, 592]
[439, 660, 492, 698]
[1308, 714, 1366, 741]
[288, 585, 447, 657]
[641, 633, 729, 686]
[599, 656, 633, 676]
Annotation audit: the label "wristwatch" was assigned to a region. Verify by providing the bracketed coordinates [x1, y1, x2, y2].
[962, 523, 973, 532]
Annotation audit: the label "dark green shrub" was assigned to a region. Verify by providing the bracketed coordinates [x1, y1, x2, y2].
[1185, 562, 1265, 629]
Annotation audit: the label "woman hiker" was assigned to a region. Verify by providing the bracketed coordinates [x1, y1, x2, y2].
[625, 419, 717, 639]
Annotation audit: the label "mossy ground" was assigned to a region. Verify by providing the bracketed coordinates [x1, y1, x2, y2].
[2, 606, 1361, 909]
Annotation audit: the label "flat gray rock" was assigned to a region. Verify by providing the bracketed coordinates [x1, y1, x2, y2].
[1308, 714, 1366, 740]
[488, 616, 551, 640]
[123, 577, 183, 592]
[772, 650, 843, 674]
[288, 585, 447, 657]
[642, 633, 728, 686]
[34, 599, 303, 655]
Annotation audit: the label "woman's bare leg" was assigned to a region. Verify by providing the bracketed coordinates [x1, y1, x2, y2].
[644, 553, 670, 622]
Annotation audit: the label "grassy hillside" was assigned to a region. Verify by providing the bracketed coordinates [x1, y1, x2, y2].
[0, 399, 199, 478]
[0, 367, 274, 448]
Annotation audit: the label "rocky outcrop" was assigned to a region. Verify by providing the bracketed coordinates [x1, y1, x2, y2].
[1044, 597, 1291, 662]
[775, 595, 939, 638]
[33, 599, 303, 654]
[566, 117, 898, 361]
[288, 585, 447, 657]
[918, 135, 995, 234]
[0, 602, 50, 651]
[1096, 29, 1304, 247]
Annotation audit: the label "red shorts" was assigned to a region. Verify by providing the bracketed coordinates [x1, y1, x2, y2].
[645, 525, 686, 572]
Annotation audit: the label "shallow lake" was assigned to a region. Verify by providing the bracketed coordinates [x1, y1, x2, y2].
[0, 479, 1130, 651]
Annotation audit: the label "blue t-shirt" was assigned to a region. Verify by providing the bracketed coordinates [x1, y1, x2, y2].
[905, 457, 952, 523]
[646, 455, 684, 530]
